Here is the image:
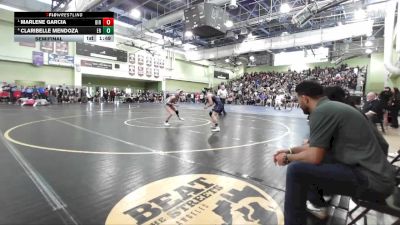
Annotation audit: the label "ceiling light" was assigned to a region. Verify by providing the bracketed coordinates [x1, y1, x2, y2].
[249, 55, 255, 61]
[36, 0, 51, 4]
[280, 3, 291, 13]
[354, 9, 366, 20]
[130, 8, 141, 19]
[185, 30, 193, 38]
[0, 3, 24, 11]
[225, 58, 230, 63]
[281, 31, 289, 37]
[224, 20, 233, 28]
[365, 49, 373, 54]
[365, 40, 373, 47]
[115, 20, 134, 28]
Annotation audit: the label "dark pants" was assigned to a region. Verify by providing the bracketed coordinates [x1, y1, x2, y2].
[220, 98, 227, 115]
[390, 106, 399, 128]
[9, 91, 14, 103]
[284, 162, 383, 225]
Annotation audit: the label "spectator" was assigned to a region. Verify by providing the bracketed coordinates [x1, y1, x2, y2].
[9, 83, 17, 103]
[32, 85, 38, 99]
[26, 86, 33, 99]
[49, 87, 56, 104]
[390, 87, 400, 128]
[38, 86, 46, 99]
[380, 87, 393, 125]
[103, 88, 109, 103]
[110, 89, 115, 102]
[57, 86, 63, 103]
[380, 86, 393, 109]
[220, 64, 363, 106]
[323, 86, 346, 103]
[190, 93, 195, 103]
[362, 92, 384, 124]
[274, 80, 396, 225]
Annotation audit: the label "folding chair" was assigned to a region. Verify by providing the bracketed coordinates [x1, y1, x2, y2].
[348, 188, 400, 225]
[348, 150, 400, 225]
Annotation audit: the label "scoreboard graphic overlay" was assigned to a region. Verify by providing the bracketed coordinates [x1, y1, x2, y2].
[14, 12, 114, 42]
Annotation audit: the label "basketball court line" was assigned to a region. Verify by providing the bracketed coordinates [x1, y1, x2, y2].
[3, 110, 290, 195]
[187, 130, 202, 134]
[40, 116, 289, 194]
[4, 113, 291, 155]
[124, 116, 211, 129]
[0, 127, 80, 225]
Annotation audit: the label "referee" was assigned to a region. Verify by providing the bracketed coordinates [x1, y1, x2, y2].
[217, 84, 227, 115]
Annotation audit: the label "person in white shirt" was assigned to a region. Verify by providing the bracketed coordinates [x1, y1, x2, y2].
[217, 85, 228, 115]
[275, 93, 285, 110]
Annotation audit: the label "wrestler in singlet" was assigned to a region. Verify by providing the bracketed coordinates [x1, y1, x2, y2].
[164, 90, 184, 126]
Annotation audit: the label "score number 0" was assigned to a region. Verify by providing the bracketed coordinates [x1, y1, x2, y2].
[103, 18, 114, 26]
[97, 27, 113, 34]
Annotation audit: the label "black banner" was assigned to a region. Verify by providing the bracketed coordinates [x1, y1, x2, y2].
[76, 42, 127, 62]
[81, 60, 112, 70]
[214, 71, 229, 80]
[14, 12, 114, 18]
[14, 18, 107, 26]
[15, 26, 104, 35]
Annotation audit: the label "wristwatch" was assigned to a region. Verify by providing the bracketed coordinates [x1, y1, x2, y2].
[284, 154, 291, 165]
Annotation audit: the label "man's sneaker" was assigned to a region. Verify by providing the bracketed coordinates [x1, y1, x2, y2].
[211, 126, 220, 132]
[179, 117, 185, 121]
[164, 122, 170, 126]
[306, 201, 328, 220]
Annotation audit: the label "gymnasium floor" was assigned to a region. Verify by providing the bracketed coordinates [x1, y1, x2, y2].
[0, 103, 396, 225]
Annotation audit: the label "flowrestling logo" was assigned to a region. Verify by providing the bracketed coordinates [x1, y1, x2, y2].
[106, 174, 284, 225]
